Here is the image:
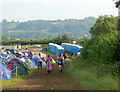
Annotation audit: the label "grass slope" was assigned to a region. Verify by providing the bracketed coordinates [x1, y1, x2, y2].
[66, 56, 118, 90]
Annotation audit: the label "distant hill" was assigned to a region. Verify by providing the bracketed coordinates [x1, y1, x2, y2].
[1, 17, 97, 40]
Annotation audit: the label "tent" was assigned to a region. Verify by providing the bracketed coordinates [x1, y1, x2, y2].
[27, 51, 33, 56]
[14, 53, 22, 57]
[20, 57, 37, 69]
[28, 55, 32, 60]
[6, 49, 17, 54]
[1, 58, 9, 64]
[0, 53, 8, 57]
[11, 54, 16, 58]
[0, 60, 13, 80]
[7, 58, 28, 75]
[18, 52, 24, 56]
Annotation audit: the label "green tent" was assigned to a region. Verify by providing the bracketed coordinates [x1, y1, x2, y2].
[7, 58, 28, 75]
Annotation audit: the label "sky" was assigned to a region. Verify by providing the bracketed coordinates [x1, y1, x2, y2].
[0, 0, 118, 22]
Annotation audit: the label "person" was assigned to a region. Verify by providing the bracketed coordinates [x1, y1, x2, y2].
[63, 52, 68, 64]
[38, 53, 43, 69]
[25, 46, 29, 57]
[57, 53, 64, 72]
[70, 53, 74, 59]
[25, 45, 28, 50]
[77, 51, 80, 56]
[45, 54, 52, 75]
[17, 45, 19, 50]
[6, 51, 11, 59]
[51, 54, 54, 67]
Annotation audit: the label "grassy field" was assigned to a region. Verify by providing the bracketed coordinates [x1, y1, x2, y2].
[66, 56, 118, 90]
[39, 51, 55, 55]
[2, 69, 37, 89]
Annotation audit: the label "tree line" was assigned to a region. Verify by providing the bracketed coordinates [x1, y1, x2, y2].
[1, 17, 96, 40]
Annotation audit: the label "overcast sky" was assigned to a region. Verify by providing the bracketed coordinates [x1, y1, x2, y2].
[0, 0, 118, 22]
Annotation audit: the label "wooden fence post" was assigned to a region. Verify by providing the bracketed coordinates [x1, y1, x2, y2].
[16, 66, 17, 78]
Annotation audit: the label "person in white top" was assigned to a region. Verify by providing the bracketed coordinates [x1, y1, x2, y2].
[38, 53, 43, 69]
[77, 51, 80, 56]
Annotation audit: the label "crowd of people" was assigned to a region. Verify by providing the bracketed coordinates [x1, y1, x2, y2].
[36, 51, 68, 75]
[21, 45, 69, 75]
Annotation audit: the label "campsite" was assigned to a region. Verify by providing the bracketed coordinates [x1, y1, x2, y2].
[0, 44, 82, 90]
[0, 42, 118, 90]
[0, 0, 119, 90]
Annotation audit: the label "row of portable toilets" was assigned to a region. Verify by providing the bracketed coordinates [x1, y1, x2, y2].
[48, 43, 83, 54]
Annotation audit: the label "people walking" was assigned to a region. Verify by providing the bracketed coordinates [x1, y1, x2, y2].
[63, 52, 68, 64]
[45, 54, 52, 75]
[38, 53, 43, 69]
[57, 53, 64, 72]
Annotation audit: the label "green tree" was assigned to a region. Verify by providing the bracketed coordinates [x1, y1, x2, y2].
[115, 0, 120, 8]
[61, 34, 70, 43]
[90, 16, 117, 36]
[51, 35, 61, 44]
[114, 0, 120, 61]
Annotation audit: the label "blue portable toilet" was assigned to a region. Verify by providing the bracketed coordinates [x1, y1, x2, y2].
[0, 60, 13, 80]
[58, 48, 64, 54]
[49, 43, 64, 55]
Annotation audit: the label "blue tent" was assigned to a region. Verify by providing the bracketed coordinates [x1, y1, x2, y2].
[32, 57, 44, 67]
[1, 58, 8, 64]
[0, 53, 7, 57]
[28, 55, 32, 60]
[0, 61, 13, 80]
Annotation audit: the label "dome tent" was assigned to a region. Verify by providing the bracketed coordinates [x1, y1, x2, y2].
[0, 59, 13, 80]
[20, 57, 37, 69]
[7, 58, 28, 75]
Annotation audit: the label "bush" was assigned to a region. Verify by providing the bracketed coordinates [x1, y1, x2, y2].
[81, 30, 119, 63]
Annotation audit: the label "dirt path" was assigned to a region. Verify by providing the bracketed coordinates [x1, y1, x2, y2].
[4, 62, 80, 90]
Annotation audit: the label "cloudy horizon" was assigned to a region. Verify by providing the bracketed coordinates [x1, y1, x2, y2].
[0, 0, 118, 22]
